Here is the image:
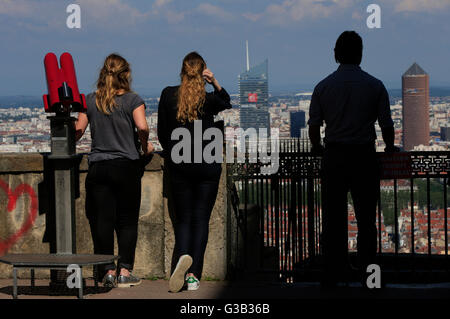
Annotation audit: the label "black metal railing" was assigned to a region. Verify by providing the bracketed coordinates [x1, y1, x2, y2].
[227, 140, 449, 283]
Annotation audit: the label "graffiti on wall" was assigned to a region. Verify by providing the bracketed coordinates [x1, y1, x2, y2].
[0, 180, 38, 255]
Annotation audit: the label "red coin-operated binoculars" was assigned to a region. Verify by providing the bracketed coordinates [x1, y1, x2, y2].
[43, 52, 86, 157]
[42, 52, 85, 258]
[43, 52, 86, 114]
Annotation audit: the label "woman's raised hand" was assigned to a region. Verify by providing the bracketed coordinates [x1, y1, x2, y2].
[202, 69, 215, 84]
[203, 68, 222, 91]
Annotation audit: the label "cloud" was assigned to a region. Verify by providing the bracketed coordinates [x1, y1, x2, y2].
[148, 0, 185, 24]
[0, 0, 34, 16]
[242, 12, 261, 22]
[165, 10, 185, 24]
[0, 0, 150, 30]
[392, 0, 450, 12]
[351, 11, 363, 21]
[196, 3, 233, 21]
[244, 0, 356, 26]
[76, 0, 149, 24]
[154, 2, 234, 25]
[243, 0, 450, 26]
[154, 0, 172, 8]
[0, 0, 65, 31]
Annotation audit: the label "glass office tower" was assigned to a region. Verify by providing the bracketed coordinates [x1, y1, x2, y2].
[239, 55, 270, 132]
[290, 111, 306, 138]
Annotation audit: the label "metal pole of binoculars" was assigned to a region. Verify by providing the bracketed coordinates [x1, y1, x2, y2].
[48, 112, 80, 255]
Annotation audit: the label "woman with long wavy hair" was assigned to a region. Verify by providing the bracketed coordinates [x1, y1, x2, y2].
[158, 52, 232, 292]
[75, 53, 153, 288]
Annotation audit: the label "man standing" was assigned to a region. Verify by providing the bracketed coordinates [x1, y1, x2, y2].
[308, 31, 398, 288]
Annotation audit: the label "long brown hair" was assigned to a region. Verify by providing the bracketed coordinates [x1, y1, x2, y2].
[95, 53, 132, 115]
[176, 52, 206, 123]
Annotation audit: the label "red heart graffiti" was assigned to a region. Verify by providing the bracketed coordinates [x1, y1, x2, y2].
[0, 180, 38, 256]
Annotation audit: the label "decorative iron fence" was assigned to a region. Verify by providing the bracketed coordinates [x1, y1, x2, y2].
[227, 141, 449, 283]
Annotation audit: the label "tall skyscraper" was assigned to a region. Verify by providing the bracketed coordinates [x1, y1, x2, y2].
[290, 111, 305, 138]
[402, 63, 430, 151]
[239, 41, 270, 132]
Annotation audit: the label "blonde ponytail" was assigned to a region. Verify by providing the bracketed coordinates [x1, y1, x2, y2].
[95, 54, 132, 115]
[176, 52, 206, 124]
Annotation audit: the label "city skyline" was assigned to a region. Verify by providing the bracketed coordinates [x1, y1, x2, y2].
[0, 1, 450, 95]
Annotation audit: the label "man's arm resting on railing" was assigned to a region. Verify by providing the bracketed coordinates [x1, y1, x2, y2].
[381, 126, 400, 153]
[309, 125, 324, 155]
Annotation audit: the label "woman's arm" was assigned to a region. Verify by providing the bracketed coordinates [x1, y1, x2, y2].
[204, 69, 222, 92]
[203, 69, 232, 114]
[133, 104, 154, 156]
[75, 112, 89, 142]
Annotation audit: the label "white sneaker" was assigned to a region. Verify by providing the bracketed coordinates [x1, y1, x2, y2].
[186, 275, 200, 291]
[169, 255, 193, 293]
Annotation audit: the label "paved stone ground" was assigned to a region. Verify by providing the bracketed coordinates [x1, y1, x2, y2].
[0, 279, 450, 300]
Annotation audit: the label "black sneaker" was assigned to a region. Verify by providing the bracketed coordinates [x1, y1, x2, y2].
[102, 273, 117, 288]
[117, 273, 142, 288]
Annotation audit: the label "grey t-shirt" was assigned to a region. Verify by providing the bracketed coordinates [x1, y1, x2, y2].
[86, 92, 145, 163]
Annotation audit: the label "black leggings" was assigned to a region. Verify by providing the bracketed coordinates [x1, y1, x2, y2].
[169, 165, 221, 280]
[85, 158, 143, 273]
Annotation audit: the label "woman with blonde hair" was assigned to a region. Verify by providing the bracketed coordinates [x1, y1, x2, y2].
[75, 53, 153, 288]
[158, 52, 232, 292]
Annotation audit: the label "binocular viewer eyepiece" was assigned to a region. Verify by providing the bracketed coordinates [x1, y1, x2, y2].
[43, 52, 86, 115]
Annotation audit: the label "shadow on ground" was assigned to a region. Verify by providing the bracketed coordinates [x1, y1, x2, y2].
[1, 279, 450, 299]
[0, 283, 112, 298]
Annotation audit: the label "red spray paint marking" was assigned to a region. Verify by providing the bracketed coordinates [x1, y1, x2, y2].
[0, 180, 38, 256]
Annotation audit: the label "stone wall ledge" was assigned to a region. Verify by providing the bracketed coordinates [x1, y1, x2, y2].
[0, 152, 227, 280]
[0, 152, 163, 173]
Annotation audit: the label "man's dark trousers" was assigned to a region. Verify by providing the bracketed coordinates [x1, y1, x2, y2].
[321, 143, 379, 283]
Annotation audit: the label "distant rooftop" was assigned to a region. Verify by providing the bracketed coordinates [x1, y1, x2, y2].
[403, 62, 427, 76]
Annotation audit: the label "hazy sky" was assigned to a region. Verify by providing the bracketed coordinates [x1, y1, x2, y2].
[1, 0, 450, 95]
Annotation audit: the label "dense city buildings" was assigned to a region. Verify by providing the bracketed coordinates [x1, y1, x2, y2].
[1, 91, 449, 153]
[402, 63, 430, 151]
